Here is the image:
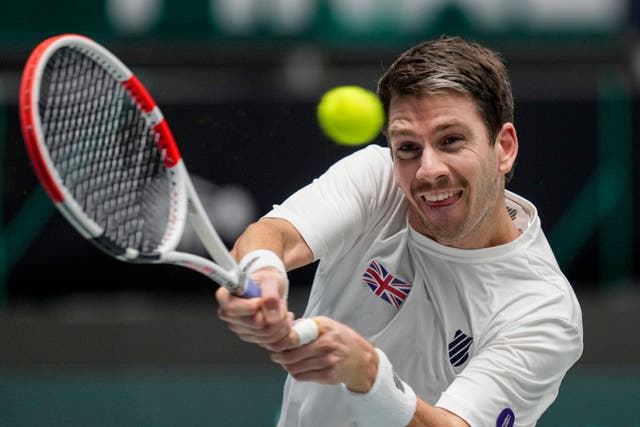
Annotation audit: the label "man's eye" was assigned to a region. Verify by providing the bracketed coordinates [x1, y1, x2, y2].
[442, 136, 463, 146]
[399, 144, 419, 151]
[394, 144, 421, 158]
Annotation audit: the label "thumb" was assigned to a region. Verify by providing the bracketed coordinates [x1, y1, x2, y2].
[252, 269, 287, 324]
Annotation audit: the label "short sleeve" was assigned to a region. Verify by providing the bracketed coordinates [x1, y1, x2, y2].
[436, 315, 583, 427]
[265, 145, 398, 260]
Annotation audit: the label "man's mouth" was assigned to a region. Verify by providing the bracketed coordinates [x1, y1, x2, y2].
[420, 190, 463, 206]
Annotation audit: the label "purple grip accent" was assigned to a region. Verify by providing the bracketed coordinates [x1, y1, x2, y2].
[241, 278, 262, 298]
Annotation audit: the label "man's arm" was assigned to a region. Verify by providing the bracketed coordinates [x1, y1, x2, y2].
[216, 217, 314, 349]
[221, 222, 469, 426]
[230, 217, 314, 271]
[409, 403, 469, 427]
[271, 316, 470, 427]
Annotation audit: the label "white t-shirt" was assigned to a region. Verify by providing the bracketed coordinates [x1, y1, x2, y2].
[267, 145, 583, 427]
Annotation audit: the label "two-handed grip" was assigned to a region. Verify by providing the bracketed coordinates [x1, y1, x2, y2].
[236, 279, 319, 347]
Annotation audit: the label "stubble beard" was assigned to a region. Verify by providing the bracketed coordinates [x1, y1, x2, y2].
[410, 174, 502, 248]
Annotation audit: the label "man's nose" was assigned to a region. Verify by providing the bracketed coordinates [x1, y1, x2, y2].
[416, 147, 448, 181]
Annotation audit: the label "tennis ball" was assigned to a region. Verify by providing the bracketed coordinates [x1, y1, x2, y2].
[317, 85, 384, 146]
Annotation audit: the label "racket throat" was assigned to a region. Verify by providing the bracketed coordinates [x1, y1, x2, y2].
[162, 251, 247, 294]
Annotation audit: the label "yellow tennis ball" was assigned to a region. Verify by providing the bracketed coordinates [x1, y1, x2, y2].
[317, 85, 385, 146]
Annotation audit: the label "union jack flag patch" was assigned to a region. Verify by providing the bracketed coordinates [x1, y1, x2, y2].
[362, 260, 411, 309]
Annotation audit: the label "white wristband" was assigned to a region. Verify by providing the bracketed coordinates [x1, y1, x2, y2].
[344, 348, 417, 427]
[239, 249, 289, 299]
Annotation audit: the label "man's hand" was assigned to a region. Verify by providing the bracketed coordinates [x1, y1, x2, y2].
[270, 316, 379, 393]
[216, 268, 291, 349]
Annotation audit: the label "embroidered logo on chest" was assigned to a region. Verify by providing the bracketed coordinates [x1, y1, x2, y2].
[448, 329, 473, 367]
[362, 260, 411, 309]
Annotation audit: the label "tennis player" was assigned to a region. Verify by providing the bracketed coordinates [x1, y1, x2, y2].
[216, 36, 583, 427]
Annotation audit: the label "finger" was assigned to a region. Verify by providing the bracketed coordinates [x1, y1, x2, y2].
[257, 274, 286, 324]
[272, 345, 340, 384]
[271, 339, 318, 365]
[261, 312, 298, 351]
[292, 318, 321, 347]
[215, 287, 262, 317]
[227, 314, 287, 338]
[222, 311, 267, 331]
[289, 366, 339, 385]
[267, 316, 323, 352]
[228, 311, 294, 344]
[283, 351, 334, 376]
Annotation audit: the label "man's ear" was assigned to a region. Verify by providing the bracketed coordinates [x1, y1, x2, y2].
[495, 123, 518, 175]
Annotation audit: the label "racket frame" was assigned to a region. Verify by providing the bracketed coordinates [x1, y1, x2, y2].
[20, 34, 258, 297]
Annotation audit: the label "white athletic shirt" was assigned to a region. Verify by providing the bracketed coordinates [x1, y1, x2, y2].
[266, 145, 583, 427]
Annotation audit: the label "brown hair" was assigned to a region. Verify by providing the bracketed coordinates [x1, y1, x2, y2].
[377, 36, 515, 180]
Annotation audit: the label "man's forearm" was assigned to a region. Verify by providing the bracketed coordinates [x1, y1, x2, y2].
[232, 218, 313, 271]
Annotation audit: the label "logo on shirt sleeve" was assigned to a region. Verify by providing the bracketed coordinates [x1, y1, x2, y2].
[362, 260, 411, 309]
[497, 408, 515, 427]
[448, 329, 473, 367]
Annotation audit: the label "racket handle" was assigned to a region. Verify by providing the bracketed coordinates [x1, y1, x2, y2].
[240, 277, 262, 298]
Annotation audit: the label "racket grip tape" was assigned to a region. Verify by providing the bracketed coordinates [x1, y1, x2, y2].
[240, 278, 262, 298]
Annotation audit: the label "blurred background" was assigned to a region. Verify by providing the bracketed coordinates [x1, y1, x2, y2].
[0, 0, 638, 425]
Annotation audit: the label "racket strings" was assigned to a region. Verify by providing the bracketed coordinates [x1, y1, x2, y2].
[39, 47, 171, 253]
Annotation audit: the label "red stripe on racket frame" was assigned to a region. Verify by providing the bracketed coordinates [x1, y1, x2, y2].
[122, 75, 182, 168]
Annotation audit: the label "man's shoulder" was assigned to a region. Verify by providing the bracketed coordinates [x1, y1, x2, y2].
[342, 144, 391, 164]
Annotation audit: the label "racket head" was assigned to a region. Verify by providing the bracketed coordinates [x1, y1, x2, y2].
[20, 34, 186, 261]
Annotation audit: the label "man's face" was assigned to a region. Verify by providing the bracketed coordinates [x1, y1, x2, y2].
[387, 92, 516, 249]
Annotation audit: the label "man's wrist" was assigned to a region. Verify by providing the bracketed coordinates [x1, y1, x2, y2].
[344, 348, 417, 427]
[239, 249, 289, 299]
[345, 346, 379, 393]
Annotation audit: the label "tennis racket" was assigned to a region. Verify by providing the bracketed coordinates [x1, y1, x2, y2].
[19, 34, 261, 298]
